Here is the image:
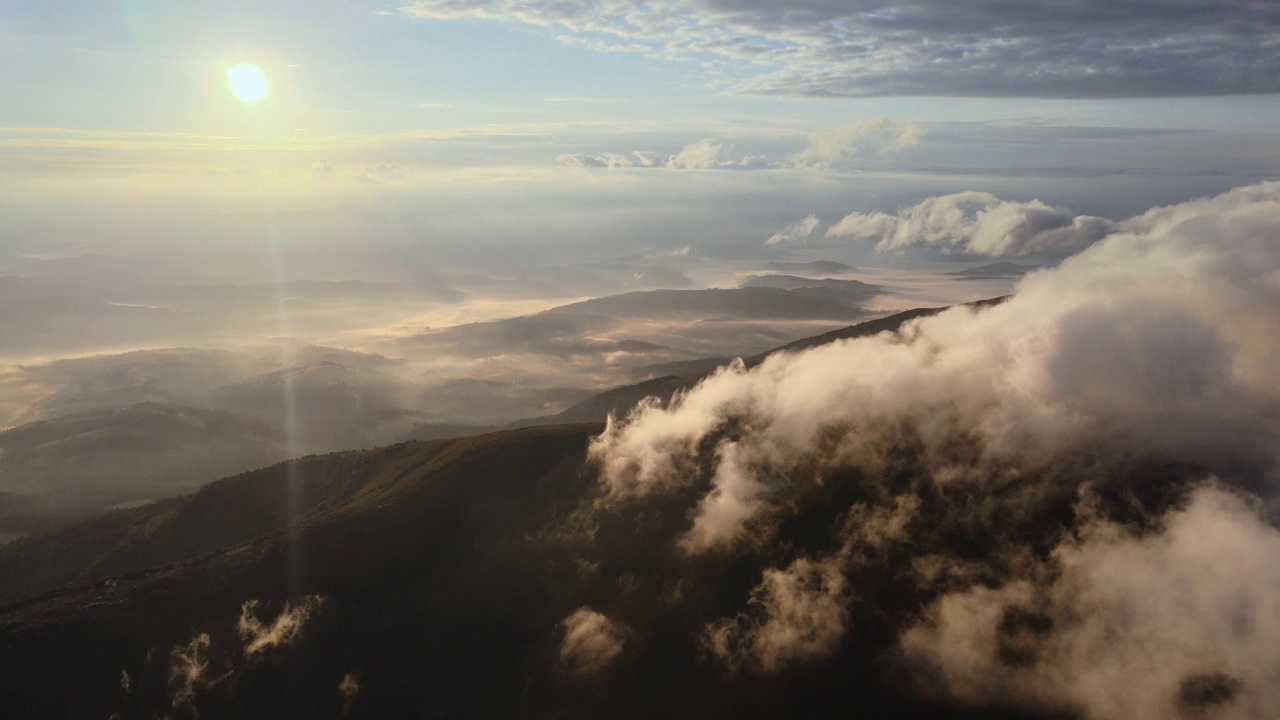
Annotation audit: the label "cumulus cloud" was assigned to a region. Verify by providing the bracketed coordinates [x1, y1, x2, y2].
[826, 191, 1117, 257]
[704, 554, 849, 671]
[402, 1, 1280, 98]
[356, 163, 411, 184]
[764, 215, 819, 246]
[238, 595, 326, 656]
[902, 484, 1280, 720]
[556, 119, 920, 172]
[596, 179, 1280, 545]
[559, 607, 627, 674]
[789, 119, 923, 169]
[587, 181, 1280, 709]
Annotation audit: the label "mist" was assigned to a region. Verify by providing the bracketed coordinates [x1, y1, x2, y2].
[589, 181, 1280, 717]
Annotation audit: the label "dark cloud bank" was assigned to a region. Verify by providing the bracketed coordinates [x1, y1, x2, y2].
[406, 0, 1280, 97]
[0, 183, 1277, 718]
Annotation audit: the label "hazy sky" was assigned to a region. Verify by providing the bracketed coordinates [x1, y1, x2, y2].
[3, 1, 1278, 192]
[2, 1, 1278, 360]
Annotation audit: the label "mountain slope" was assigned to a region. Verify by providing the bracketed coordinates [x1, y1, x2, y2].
[0, 402, 288, 515]
[0, 422, 1056, 719]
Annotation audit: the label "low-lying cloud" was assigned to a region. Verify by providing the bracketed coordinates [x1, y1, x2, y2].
[588, 181, 1280, 710]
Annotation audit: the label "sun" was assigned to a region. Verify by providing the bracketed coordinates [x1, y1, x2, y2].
[226, 64, 269, 104]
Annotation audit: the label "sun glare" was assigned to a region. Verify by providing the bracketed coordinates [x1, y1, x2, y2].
[226, 64, 269, 104]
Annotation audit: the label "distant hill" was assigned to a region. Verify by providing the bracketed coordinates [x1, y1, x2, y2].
[545, 287, 870, 320]
[202, 362, 426, 453]
[737, 274, 878, 293]
[628, 356, 735, 380]
[0, 403, 288, 515]
[950, 262, 1038, 277]
[764, 260, 854, 274]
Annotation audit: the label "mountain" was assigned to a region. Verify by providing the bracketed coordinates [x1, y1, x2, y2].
[0, 295, 1207, 720]
[736, 274, 879, 294]
[949, 262, 1038, 277]
[763, 260, 854, 274]
[0, 423, 1050, 719]
[7, 347, 257, 426]
[0, 402, 288, 517]
[545, 287, 870, 320]
[201, 361, 426, 454]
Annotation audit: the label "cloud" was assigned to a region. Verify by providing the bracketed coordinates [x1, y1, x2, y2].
[402, 1, 1280, 98]
[826, 191, 1117, 257]
[558, 141, 775, 170]
[789, 119, 923, 169]
[168, 633, 218, 712]
[703, 554, 848, 671]
[702, 497, 918, 669]
[238, 595, 326, 656]
[556, 119, 920, 172]
[901, 484, 1280, 720]
[559, 607, 627, 674]
[339, 672, 361, 717]
[555, 34, 651, 54]
[764, 214, 819, 246]
[595, 180, 1280, 544]
[586, 181, 1280, 709]
[313, 160, 336, 179]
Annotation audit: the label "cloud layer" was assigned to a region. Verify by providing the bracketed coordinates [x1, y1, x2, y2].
[588, 181, 1280, 713]
[556, 120, 921, 171]
[826, 191, 1117, 257]
[404, 1, 1280, 97]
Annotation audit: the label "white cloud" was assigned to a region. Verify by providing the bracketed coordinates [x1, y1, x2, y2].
[559, 607, 627, 674]
[238, 595, 326, 656]
[555, 120, 920, 172]
[764, 214, 820, 246]
[789, 119, 923, 169]
[902, 484, 1280, 720]
[704, 554, 849, 672]
[826, 191, 1116, 257]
